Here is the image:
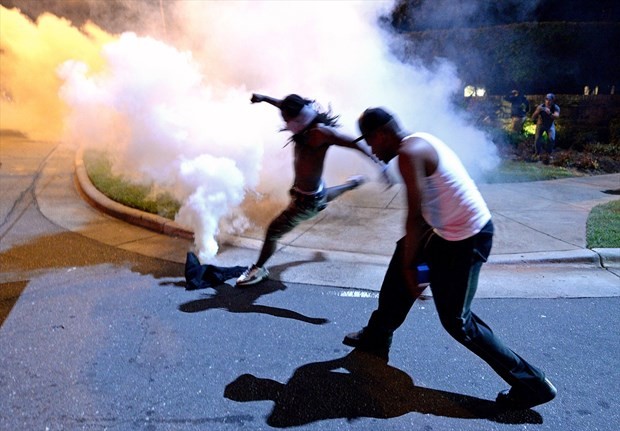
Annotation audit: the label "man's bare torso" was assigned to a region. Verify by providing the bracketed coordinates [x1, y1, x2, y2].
[292, 127, 331, 193]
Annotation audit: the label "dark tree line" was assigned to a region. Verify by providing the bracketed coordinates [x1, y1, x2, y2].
[390, 0, 620, 94]
[392, 0, 620, 31]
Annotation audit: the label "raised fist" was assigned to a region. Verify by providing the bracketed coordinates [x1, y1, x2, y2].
[250, 93, 265, 104]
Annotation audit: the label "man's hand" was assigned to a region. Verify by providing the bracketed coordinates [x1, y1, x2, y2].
[404, 268, 428, 299]
[379, 163, 396, 188]
[250, 93, 265, 104]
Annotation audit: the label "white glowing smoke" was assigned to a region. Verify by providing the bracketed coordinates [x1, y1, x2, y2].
[169, 0, 498, 176]
[57, 1, 499, 262]
[59, 32, 270, 261]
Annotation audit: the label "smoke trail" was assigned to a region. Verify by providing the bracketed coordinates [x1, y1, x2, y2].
[2, 1, 501, 262]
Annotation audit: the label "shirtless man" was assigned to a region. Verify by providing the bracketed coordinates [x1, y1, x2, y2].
[343, 107, 557, 410]
[236, 94, 385, 286]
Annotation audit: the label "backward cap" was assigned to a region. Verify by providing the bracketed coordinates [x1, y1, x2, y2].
[358, 107, 393, 136]
[546, 93, 556, 100]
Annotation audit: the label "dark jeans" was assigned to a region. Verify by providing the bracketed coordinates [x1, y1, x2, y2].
[265, 188, 327, 242]
[367, 220, 546, 391]
[534, 124, 556, 155]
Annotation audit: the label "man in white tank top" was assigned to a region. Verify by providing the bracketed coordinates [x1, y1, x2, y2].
[343, 107, 557, 410]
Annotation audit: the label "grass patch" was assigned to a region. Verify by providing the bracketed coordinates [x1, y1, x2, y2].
[586, 199, 620, 248]
[481, 160, 581, 183]
[83, 150, 180, 220]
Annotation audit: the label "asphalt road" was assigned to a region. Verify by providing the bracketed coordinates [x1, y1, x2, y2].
[1, 184, 619, 431]
[1, 132, 619, 430]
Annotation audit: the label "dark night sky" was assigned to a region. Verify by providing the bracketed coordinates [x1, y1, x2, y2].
[2, 0, 618, 94]
[2, 0, 619, 33]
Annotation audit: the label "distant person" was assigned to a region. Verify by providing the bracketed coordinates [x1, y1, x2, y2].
[236, 93, 388, 286]
[503, 89, 530, 132]
[343, 107, 557, 410]
[532, 93, 560, 162]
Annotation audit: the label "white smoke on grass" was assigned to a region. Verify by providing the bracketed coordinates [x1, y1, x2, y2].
[58, 32, 271, 261]
[7, 1, 500, 262]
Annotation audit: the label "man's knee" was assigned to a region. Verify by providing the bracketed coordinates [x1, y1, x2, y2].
[440, 317, 471, 343]
[265, 223, 290, 242]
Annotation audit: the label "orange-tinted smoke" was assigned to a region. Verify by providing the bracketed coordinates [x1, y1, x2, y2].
[0, 6, 115, 140]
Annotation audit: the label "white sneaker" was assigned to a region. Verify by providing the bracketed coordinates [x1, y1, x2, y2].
[346, 175, 366, 189]
[236, 264, 269, 286]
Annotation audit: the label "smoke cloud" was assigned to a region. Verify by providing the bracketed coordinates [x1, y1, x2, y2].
[0, 6, 114, 140]
[1, 1, 499, 262]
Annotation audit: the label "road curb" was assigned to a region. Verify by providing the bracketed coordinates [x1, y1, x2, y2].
[74, 147, 194, 240]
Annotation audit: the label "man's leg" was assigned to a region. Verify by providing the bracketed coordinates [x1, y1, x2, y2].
[237, 199, 315, 286]
[546, 125, 556, 155]
[259, 203, 309, 265]
[427, 225, 554, 406]
[326, 176, 365, 202]
[343, 238, 416, 357]
[533, 125, 544, 155]
[366, 239, 417, 333]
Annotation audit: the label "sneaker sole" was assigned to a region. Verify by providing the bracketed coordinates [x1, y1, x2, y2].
[235, 275, 268, 287]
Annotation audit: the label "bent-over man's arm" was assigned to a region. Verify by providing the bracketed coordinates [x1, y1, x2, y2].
[310, 125, 388, 167]
[398, 140, 430, 295]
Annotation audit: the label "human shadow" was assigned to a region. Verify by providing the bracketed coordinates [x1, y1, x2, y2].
[224, 350, 543, 427]
[182, 250, 328, 291]
[178, 251, 329, 325]
[178, 278, 328, 325]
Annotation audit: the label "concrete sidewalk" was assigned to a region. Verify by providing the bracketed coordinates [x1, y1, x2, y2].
[19, 138, 620, 297]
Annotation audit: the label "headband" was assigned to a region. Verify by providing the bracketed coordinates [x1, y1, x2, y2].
[285, 104, 318, 134]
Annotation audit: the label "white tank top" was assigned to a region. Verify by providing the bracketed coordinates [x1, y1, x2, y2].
[406, 132, 491, 241]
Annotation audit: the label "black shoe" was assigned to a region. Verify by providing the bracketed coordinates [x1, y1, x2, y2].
[343, 327, 392, 360]
[496, 377, 557, 409]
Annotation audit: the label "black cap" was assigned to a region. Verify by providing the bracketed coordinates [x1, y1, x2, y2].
[355, 108, 393, 142]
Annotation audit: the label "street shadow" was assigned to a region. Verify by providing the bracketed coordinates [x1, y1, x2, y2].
[224, 350, 543, 427]
[177, 252, 329, 325]
[180, 250, 328, 291]
[178, 278, 328, 325]
[267, 250, 328, 280]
